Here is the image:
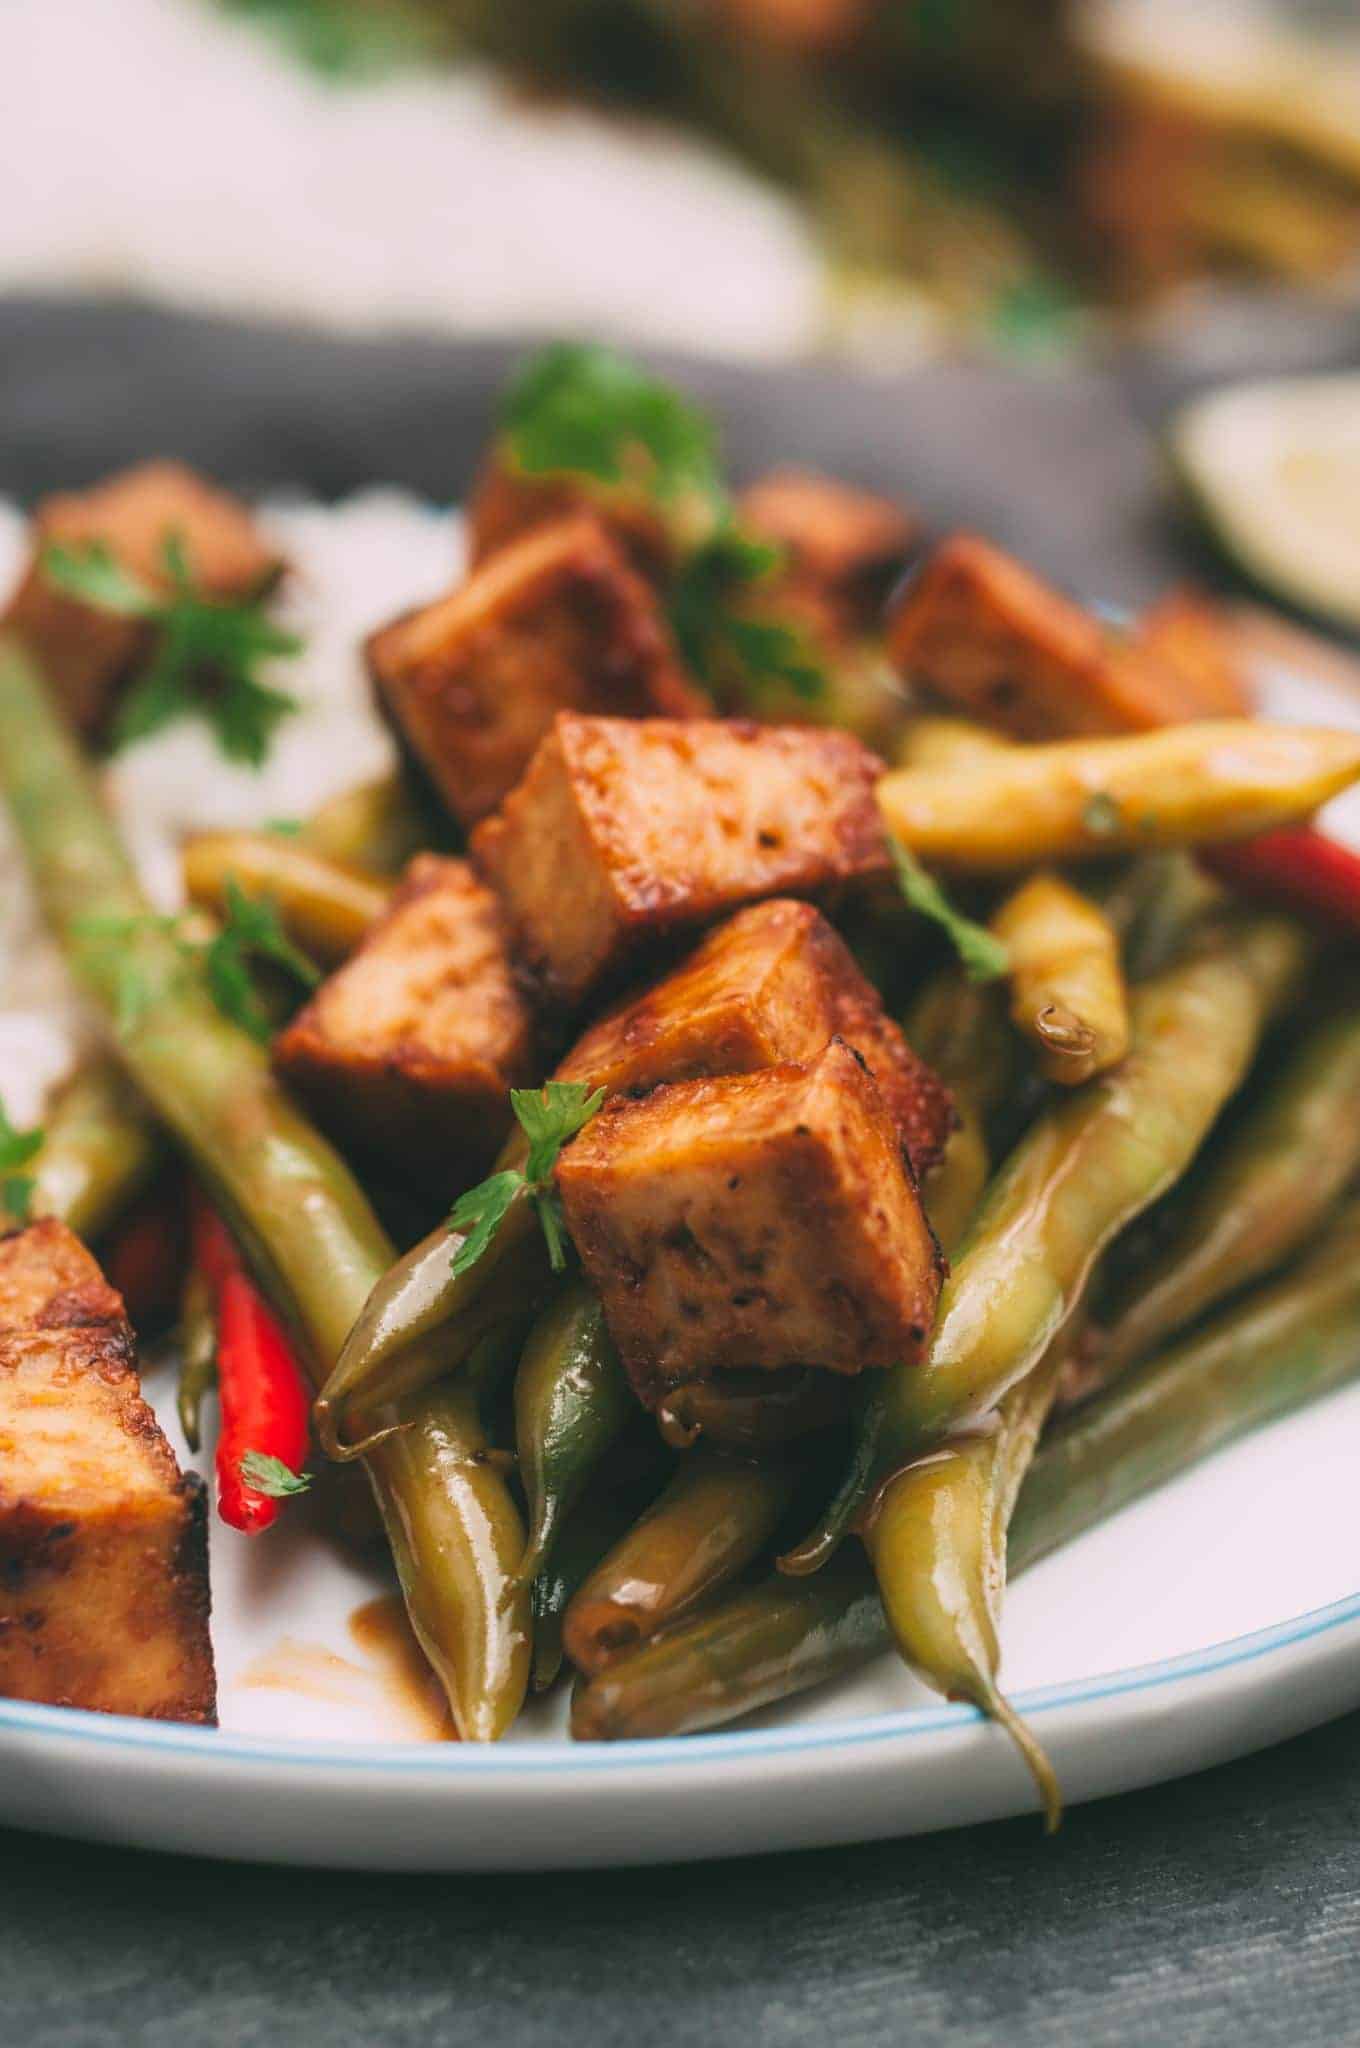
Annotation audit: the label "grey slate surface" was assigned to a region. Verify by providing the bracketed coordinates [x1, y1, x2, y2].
[0, 296, 1358, 2048]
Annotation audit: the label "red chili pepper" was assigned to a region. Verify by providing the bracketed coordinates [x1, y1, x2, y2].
[1200, 827, 1360, 938]
[190, 1188, 313, 1534]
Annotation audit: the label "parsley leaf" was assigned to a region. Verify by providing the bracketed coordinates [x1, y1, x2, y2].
[449, 1169, 525, 1278]
[890, 840, 1010, 984]
[1081, 792, 1124, 839]
[501, 343, 723, 506]
[43, 540, 161, 617]
[239, 1451, 312, 1498]
[0, 1097, 44, 1225]
[670, 521, 825, 709]
[73, 883, 318, 1044]
[510, 1081, 608, 1183]
[448, 1082, 606, 1277]
[202, 877, 321, 1043]
[42, 534, 302, 768]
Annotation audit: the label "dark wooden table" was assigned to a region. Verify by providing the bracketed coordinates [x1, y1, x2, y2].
[1, 299, 1357, 2048]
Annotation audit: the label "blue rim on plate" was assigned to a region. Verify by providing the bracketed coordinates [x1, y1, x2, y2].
[4, 1585, 1359, 1772]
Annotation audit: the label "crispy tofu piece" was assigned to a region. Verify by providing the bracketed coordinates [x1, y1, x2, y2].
[367, 516, 707, 831]
[556, 898, 953, 1176]
[886, 533, 1202, 739]
[2, 461, 283, 737]
[738, 468, 922, 633]
[467, 447, 675, 583]
[472, 712, 891, 1010]
[1136, 587, 1252, 718]
[273, 855, 535, 1196]
[556, 1038, 942, 1405]
[0, 1221, 214, 1723]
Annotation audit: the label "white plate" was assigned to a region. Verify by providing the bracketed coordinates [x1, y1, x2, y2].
[1, 596, 1358, 1871]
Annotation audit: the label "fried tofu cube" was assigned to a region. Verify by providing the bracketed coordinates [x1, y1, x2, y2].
[556, 898, 953, 1176]
[0, 1221, 215, 1723]
[886, 534, 1201, 739]
[472, 713, 891, 1010]
[1135, 587, 1251, 718]
[367, 517, 707, 831]
[556, 1038, 942, 1405]
[467, 447, 676, 583]
[273, 855, 535, 1196]
[2, 461, 283, 737]
[738, 468, 922, 634]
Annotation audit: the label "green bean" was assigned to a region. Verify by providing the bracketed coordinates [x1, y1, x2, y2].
[313, 1157, 540, 1459]
[903, 971, 1013, 1258]
[1096, 999, 1360, 1381]
[580, 1202, 1360, 1743]
[183, 831, 389, 966]
[0, 638, 528, 1740]
[862, 1330, 1073, 1832]
[303, 772, 437, 875]
[376, 1379, 531, 1741]
[782, 911, 1309, 1573]
[28, 1058, 164, 1241]
[571, 1556, 883, 1741]
[175, 1267, 218, 1452]
[515, 1279, 633, 1582]
[563, 1449, 800, 1676]
[531, 1490, 641, 1694]
[1012, 1195, 1360, 1571]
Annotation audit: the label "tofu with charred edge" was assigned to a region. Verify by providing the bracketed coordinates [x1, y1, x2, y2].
[472, 712, 892, 1011]
[886, 533, 1229, 739]
[556, 1038, 943, 1407]
[737, 469, 922, 635]
[273, 854, 535, 1196]
[556, 898, 953, 1178]
[0, 1220, 215, 1722]
[2, 460, 284, 738]
[367, 516, 707, 831]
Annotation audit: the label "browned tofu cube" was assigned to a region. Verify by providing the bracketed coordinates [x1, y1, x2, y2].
[556, 898, 953, 1176]
[886, 534, 1201, 740]
[472, 712, 891, 1010]
[2, 461, 284, 737]
[1135, 587, 1252, 718]
[556, 1038, 942, 1405]
[273, 855, 535, 1196]
[738, 468, 922, 633]
[467, 447, 675, 583]
[0, 1220, 215, 1723]
[367, 516, 707, 831]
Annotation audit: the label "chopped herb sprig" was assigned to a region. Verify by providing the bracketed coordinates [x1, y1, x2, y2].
[43, 533, 301, 767]
[0, 1098, 44, 1224]
[239, 1451, 312, 1498]
[448, 1081, 606, 1278]
[74, 877, 319, 1045]
[501, 344, 826, 710]
[890, 839, 1010, 983]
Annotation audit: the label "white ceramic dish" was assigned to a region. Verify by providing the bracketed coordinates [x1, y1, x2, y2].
[1, 596, 1357, 1872]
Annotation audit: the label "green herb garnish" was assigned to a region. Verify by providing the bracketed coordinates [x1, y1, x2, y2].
[202, 877, 321, 1042]
[502, 343, 722, 506]
[0, 1098, 44, 1225]
[43, 533, 302, 767]
[240, 1451, 312, 1498]
[890, 839, 1009, 983]
[502, 345, 826, 711]
[448, 1081, 606, 1278]
[73, 879, 319, 1044]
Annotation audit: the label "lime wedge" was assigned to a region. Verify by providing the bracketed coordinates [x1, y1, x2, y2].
[1169, 374, 1360, 632]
